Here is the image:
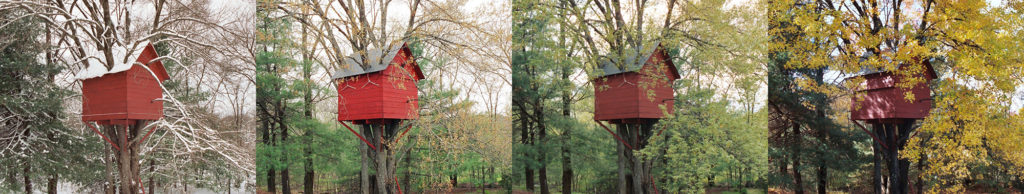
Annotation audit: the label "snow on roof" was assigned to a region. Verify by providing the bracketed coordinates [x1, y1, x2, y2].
[74, 41, 151, 80]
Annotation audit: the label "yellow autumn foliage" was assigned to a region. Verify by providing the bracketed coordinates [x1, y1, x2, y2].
[769, 0, 1024, 191]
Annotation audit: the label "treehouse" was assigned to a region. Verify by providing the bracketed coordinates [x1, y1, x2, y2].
[850, 57, 937, 124]
[79, 42, 169, 123]
[333, 42, 425, 124]
[593, 43, 680, 124]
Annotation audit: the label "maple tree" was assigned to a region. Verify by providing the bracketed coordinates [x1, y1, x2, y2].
[768, 0, 1024, 192]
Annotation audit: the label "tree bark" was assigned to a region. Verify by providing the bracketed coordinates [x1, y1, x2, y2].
[522, 117, 535, 192]
[47, 174, 57, 194]
[791, 121, 803, 194]
[301, 14, 316, 194]
[24, 163, 31, 193]
[148, 160, 154, 194]
[559, 48, 573, 194]
[106, 143, 115, 194]
[281, 122, 291, 194]
[817, 162, 827, 193]
[872, 125, 884, 194]
[403, 148, 411, 192]
[535, 95, 549, 194]
[560, 132, 573, 194]
[106, 122, 147, 194]
[617, 134, 628, 194]
[265, 118, 276, 193]
[360, 125, 372, 194]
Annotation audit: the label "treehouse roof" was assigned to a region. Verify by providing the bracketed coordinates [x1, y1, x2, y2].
[331, 42, 424, 80]
[850, 51, 938, 80]
[75, 41, 169, 81]
[595, 42, 679, 79]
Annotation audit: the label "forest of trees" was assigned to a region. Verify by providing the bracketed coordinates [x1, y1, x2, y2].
[2, 0, 1023, 193]
[511, 0, 767, 193]
[768, 0, 1024, 193]
[255, 0, 512, 193]
[0, 0, 254, 193]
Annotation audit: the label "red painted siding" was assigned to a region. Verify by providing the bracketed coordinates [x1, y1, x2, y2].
[337, 50, 420, 122]
[82, 66, 164, 121]
[851, 72, 932, 121]
[594, 52, 676, 122]
[81, 42, 167, 122]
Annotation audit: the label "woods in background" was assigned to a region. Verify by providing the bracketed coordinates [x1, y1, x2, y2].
[0, 0, 255, 193]
[257, 0, 511, 193]
[768, 0, 1024, 193]
[512, 0, 767, 193]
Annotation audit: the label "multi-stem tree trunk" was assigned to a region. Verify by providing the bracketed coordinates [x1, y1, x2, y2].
[104, 121, 149, 194]
[359, 122, 401, 194]
[873, 122, 913, 194]
[614, 123, 654, 194]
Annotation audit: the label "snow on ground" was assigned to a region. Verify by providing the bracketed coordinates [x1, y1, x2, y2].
[55, 180, 250, 194]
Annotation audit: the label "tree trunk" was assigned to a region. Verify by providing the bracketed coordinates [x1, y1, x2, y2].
[46, 173, 57, 194]
[791, 121, 803, 194]
[560, 134, 573, 194]
[559, 57, 573, 194]
[264, 117, 276, 193]
[817, 162, 826, 193]
[357, 123, 401, 194]
[522, 117, 535, 192]
[148, 160, 155, 194]
[107, 123, 144, 194]
[872, 125, 884, 194]
[360, 125, 372, 194]
[617, 136, 628, 194]
[535, 96, 549, 194]
[23, 164, 31, 193]
[916, 139, 925, 194]
[301, 18, 316, 194]
[403, 148, 411, 193]
[281, 122, 291, 194]
[613, 123, 656, 194]
[450, 174, 458, 188]
[106, 144, 115, 194]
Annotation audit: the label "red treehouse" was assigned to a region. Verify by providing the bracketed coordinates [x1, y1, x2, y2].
[593, 42, 679, 193]
[849, 54, 937, 194]
[79, 41, 168, 146]
[333, 42, 423, 192]
[77, 41, 168, 193]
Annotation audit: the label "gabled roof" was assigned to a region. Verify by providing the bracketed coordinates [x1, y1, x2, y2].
[139, 42, 170, 81]
[76, 41, 169, 81]
[331, 42, 424, 80]
[595, 42, 680, 80]
[851, 51, 937, 80]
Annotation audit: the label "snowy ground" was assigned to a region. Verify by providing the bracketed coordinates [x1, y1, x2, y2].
[54, 181, 250, 194]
